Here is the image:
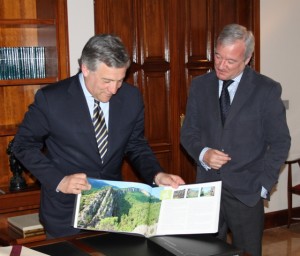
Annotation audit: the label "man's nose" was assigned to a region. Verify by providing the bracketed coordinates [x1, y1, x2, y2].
[218, 59, 227, 69]
[108, 83, 119, 94]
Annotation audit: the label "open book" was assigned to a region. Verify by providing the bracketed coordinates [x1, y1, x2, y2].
[73, 178, 222, 237]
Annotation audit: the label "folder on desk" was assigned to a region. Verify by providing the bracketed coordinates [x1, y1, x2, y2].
[147, 235, 243, 256]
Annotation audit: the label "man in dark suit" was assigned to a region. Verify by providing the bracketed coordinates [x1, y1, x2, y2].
[180, 24, 290, 256]
[13, 34, 185, 238]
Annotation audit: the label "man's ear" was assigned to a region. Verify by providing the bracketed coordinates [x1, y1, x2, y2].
[81, 64, 89, 77]
[245, 56, 252, 66]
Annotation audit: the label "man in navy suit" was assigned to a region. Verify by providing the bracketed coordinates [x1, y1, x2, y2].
[180, 24, 290, 256]
[13, 34, 185, 238]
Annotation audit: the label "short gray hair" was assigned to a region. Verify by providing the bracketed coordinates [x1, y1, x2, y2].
[216, 24, 255, 60]
[78, 34, 130, 71]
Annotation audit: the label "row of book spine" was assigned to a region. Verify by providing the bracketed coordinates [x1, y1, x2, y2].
[0, 47, 46, 80]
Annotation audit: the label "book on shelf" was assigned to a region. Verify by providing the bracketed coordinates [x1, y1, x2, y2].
[7, 213, 45, 238]
[0, 46, 46, 80]
[72, 178, 222, 237]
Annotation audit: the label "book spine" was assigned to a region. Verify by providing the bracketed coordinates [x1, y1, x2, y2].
[8, 223, 44, 235]
[0, 46, 46, 80]
[0, 47, 3, 79]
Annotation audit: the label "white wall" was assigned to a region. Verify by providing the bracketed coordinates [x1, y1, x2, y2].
[67, 0, 94, 75]
[261, 0, 300, 213]
[67, 0, 300, 213]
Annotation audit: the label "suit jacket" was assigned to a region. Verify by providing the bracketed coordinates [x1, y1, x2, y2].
[13, 74, 163, 237]
[181, 66, 290, 207]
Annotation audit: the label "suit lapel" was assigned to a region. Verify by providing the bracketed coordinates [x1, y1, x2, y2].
[105, 92, 124, 162]
[66, 75, 102, 164]
[209, 75, 224, 129]
[225, 67, 256, 126]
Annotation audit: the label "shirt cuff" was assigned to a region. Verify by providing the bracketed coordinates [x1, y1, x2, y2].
[152, 172, 160, 186]
[199, 147, 211, 171]
[261, 186, 268, 198]
[56, 178, 64, 192]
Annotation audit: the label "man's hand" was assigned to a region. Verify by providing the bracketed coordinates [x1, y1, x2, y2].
[203, 149, 231, 169]
[154, 172, 185, 189]
[57, 173, 91, 194]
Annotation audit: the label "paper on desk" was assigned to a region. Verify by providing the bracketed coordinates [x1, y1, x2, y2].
[0, 246, 49, 256]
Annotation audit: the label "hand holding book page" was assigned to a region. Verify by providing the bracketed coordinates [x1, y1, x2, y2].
[72, 178, 222, 237]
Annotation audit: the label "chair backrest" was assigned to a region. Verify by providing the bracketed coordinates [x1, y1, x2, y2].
[285, 158, 300, 193]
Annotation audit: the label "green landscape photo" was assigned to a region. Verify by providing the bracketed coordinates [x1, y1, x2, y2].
[76, 179, 163, 236]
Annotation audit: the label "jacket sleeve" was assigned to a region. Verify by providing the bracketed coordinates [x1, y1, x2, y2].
[123, 89, 163, 185]
[13, 89, 65, 193]
[180, 80, 205, 166]
[260, 82, 291, 192]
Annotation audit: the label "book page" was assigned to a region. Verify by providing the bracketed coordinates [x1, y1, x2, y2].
[73, 178, 155, 236]
[72, 178, 221, 238]
[155, 181, 221, 235]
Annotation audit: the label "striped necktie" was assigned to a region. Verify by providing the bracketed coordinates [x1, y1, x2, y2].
[93, 99, 108, 163]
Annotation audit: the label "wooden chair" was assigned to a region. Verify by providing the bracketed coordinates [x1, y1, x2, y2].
[286, 158, 300, 228]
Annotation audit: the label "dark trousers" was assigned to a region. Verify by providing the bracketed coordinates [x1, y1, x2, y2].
[216, 188, 264, 256]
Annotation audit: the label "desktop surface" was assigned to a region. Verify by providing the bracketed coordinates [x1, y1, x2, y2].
[32, 232, 243, 256]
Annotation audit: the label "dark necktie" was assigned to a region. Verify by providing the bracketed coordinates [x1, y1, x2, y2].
[93, 100, 108, 163]
[219, 80, 234, 125]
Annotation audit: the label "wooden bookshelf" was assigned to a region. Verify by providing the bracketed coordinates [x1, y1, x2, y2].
[0, 0, 69, 187]
[0, 0, 69, 245]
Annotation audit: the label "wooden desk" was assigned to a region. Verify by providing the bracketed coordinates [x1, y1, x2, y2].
[0, 184, 45, 245]
[27, 232, 243, 256]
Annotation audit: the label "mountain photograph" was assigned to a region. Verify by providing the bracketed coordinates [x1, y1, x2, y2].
[76, 179, 162, 236]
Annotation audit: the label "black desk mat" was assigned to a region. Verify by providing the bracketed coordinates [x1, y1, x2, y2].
[32, 233, 243, 256]
[33, 241, 90, 256]
[148, 234, 243, 256]
[80, 233, 243, 256]
[80, 233, 159, 256]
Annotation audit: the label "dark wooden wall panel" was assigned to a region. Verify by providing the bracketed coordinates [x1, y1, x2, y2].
[185, 0, 212, 61]
[142, 73, 170, 143]
[94, 0, 137, 60]
[214, 0, 238, 32]
[94, 0, 260, 184]
[95, 0, 175, 180]
[140, 0, 170, 62]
